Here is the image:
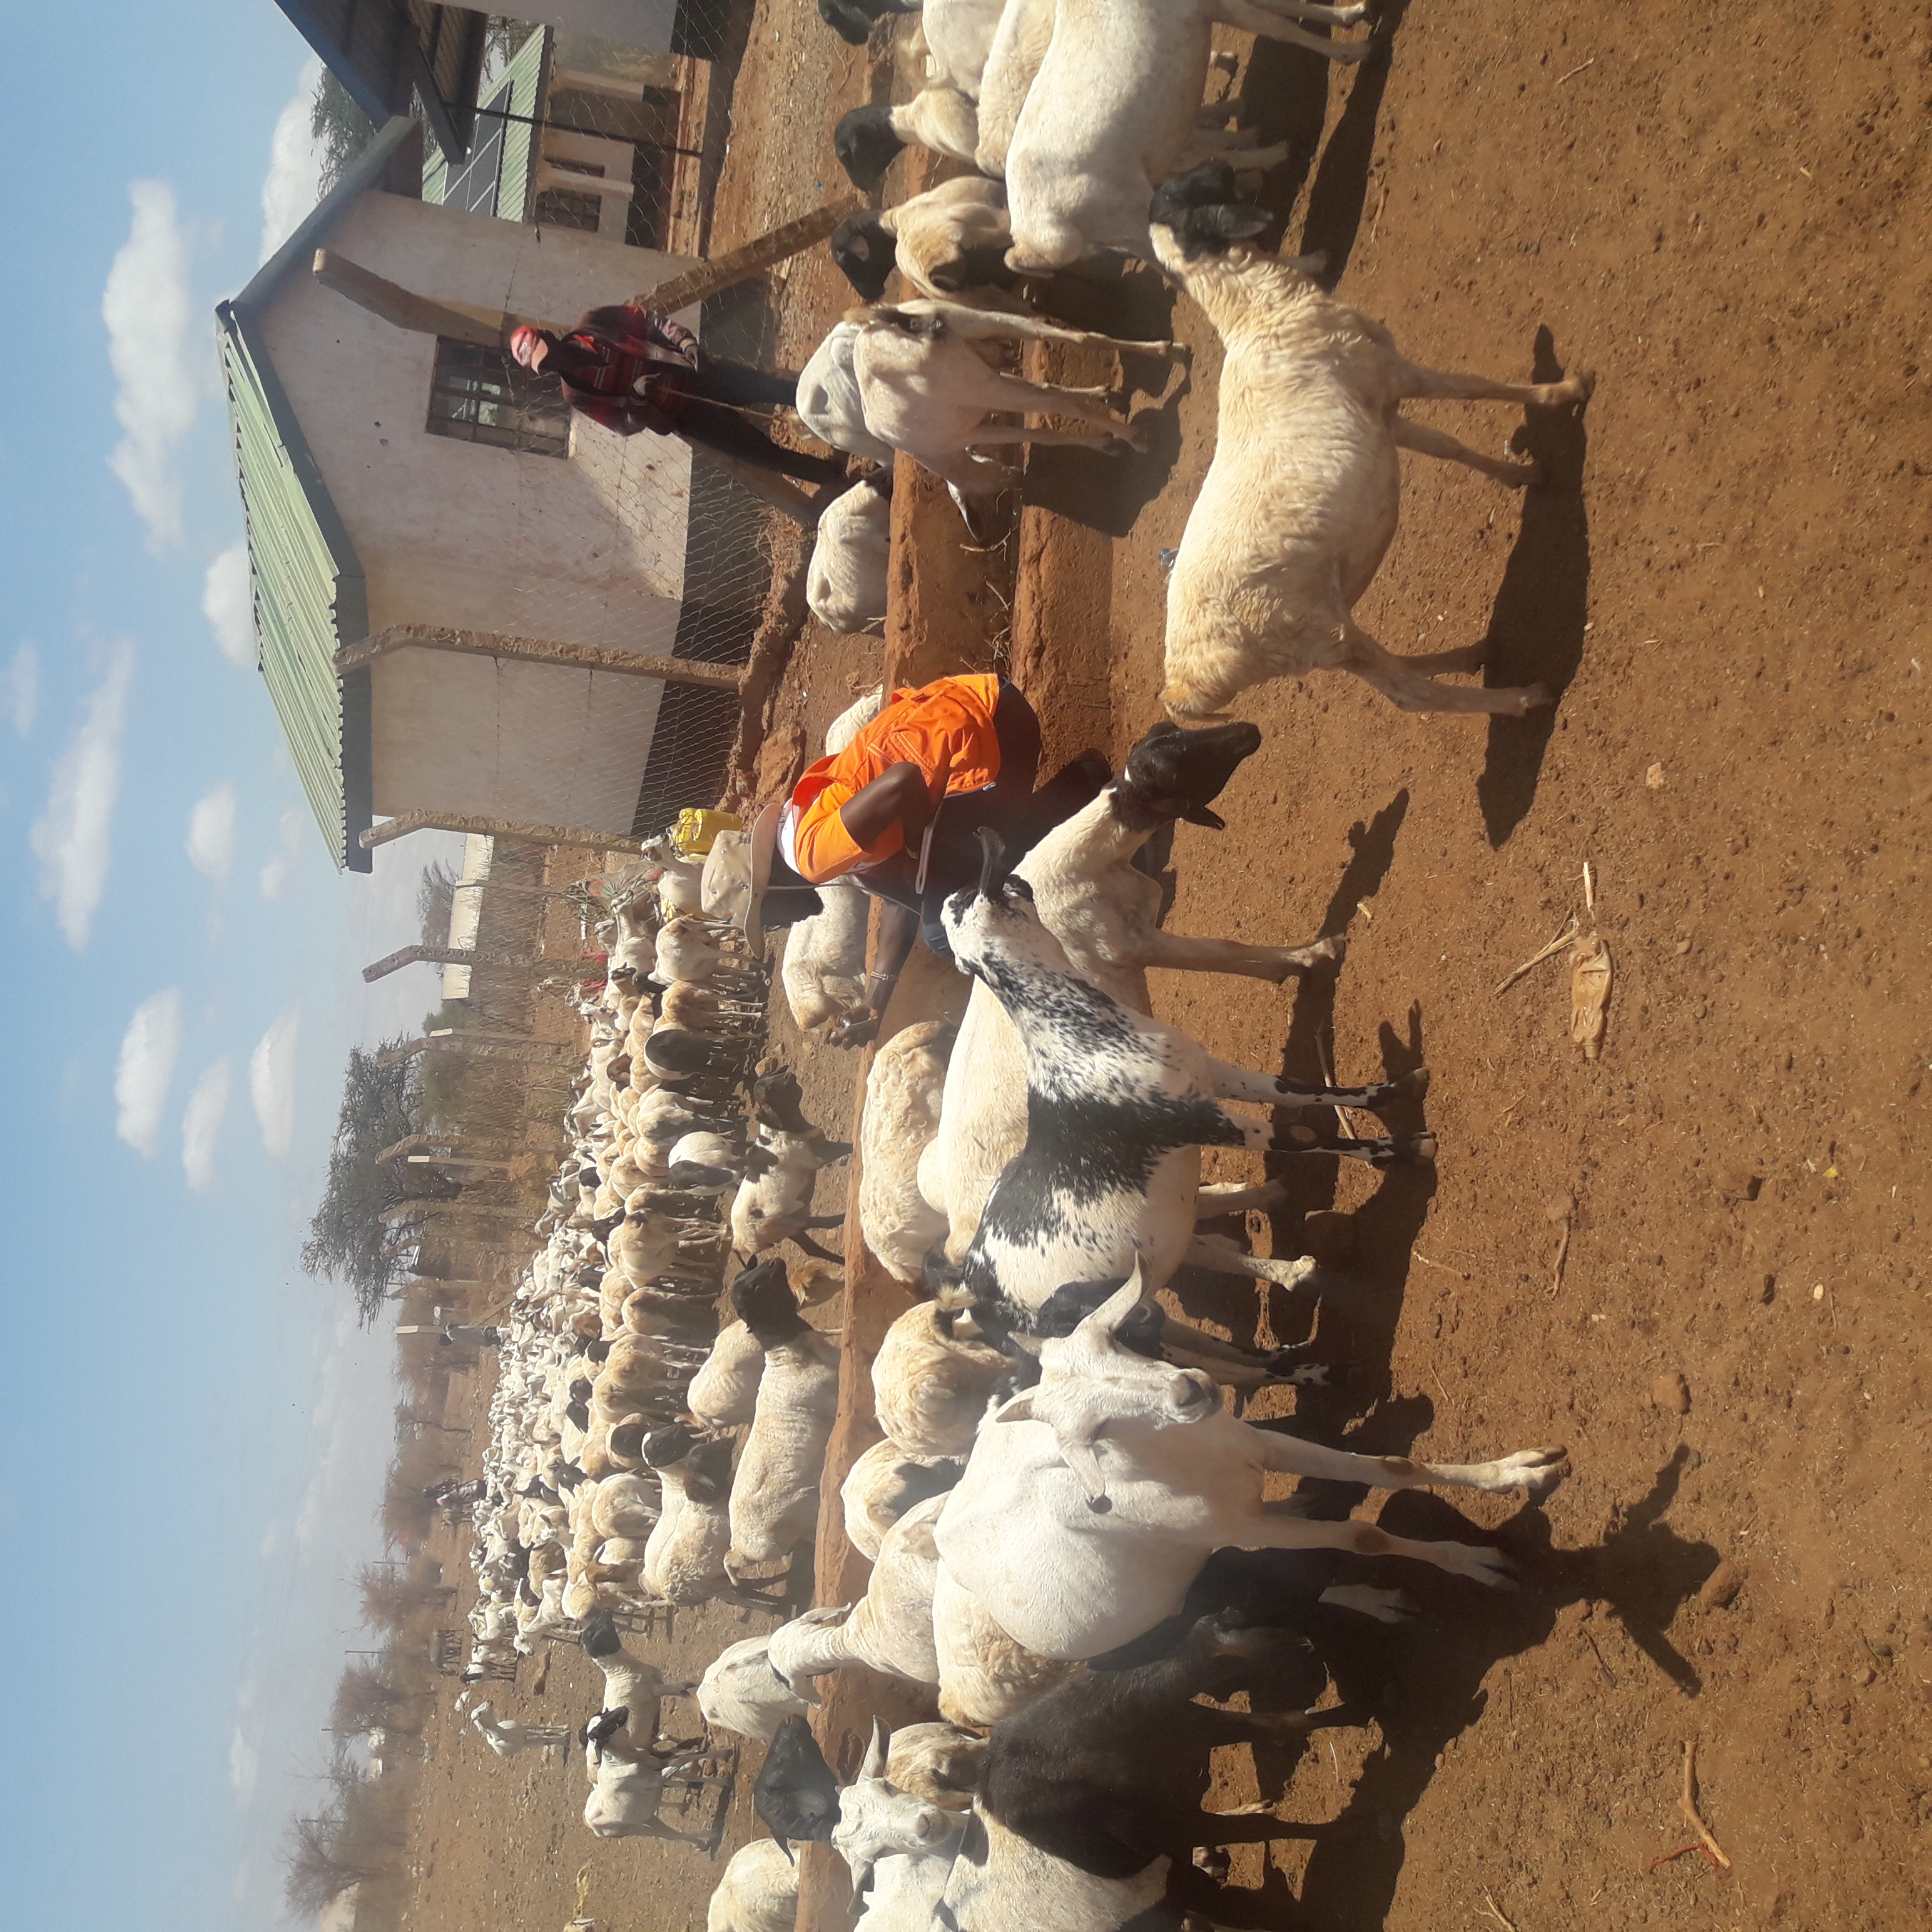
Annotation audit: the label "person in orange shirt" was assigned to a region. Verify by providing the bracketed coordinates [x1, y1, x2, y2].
[743, 674, 1107, 1041]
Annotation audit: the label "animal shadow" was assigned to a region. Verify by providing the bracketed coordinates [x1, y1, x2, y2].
[1022, 387, 1187, 537]
[1476, 325, 1595, 847]
[1239, 0, 1411, 283]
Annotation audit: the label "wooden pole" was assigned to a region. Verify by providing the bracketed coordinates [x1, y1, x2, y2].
[362, 811, 636, 855]
[362, 942, 557, 983]
[336, 623, 741, 688]
[313, 203, 860, 352]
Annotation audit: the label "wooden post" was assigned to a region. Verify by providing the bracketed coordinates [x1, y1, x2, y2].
[362, 811, 638, 855]
[362, 942, 557, 983]
[336, 623, 741, 689]
[313, 202, 860, 351]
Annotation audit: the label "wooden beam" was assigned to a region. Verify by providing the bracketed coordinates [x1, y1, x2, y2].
[361, 942, 553, 983]
[313, 248, 534, 347]
[336, 623, 741, 689]
[633, 198, 860, 313]
[361, 810, 638, 855]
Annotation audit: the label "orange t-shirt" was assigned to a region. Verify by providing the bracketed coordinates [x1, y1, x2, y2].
[788, 674, 1004, 883]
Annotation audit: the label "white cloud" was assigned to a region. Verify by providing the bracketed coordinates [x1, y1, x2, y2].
[103, 181, 200, 552]
[29, 644, 134, 949]
[258, 805, 307, 900]
[228, 1726, 261, 1809]
[181, 1059, 232, 1194]
[7, 644, 38, 736]
[260, 58, 327, 262]
[114, 989, 184, 1156]
[250, 1007, 300, 1159]
[201, 541, 257, 669]
[185, 780, 238, 883]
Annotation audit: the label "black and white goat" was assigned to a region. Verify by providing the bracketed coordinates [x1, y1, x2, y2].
[937, 825, 1428, 1364]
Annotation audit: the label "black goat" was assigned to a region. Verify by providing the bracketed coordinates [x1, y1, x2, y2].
[819, 0, 920, 46]
[753, 1714, 843, 1849]
[980, 1611, 1368, 1880]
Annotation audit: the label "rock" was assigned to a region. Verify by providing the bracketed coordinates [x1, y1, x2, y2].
[1758, 1273, 1777, 1304]
[1699, 1560, 1744, 1609]
[1300, 1211, 1356, 1266]
[1651, 1370, 1691, 1414]
[1545, 1192, 1575, 1223]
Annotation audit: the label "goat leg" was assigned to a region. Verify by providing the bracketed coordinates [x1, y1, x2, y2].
[1393, 412, 1543, 487]
[1141, 927, 1345, 983]
[920, 298, 1185, 361]
[1218, 0, 1373, 61]
[1204, 1057, 1426, 1114]
[1249, 1426, 1569, 1502]
[1184, 1231, 1318, 1291]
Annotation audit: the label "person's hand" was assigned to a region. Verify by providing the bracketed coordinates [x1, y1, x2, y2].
[827, 1014, 880, 1049]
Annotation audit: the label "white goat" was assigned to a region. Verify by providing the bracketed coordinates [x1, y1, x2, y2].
[796, 321, 897, 466]
[707, 1838, 800, 1932]
[1001, 0, 1369, 272]
[808, 477, 893, 635]
[858, 1020, 954, 1283]
[469, 1701, 571, 1756]
[840, 1433, 963, 1560]
[1150, 163, 1596, 721]
[832, 177, 1017, 302]
[697, 1634, 810, 1743]
[726, 1263, 843, 1567]
[656, 917, 763, 985]
[871, 1300, 1009, 1460]
[781, 879, 873, 1039]
[850, 299, 1179, 497]
[937, 1274, 1569, 1659]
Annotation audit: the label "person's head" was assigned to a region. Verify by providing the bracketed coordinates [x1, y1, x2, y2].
[508, 325, 552, 372]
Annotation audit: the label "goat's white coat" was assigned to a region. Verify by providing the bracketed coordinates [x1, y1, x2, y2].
[728, 1326, 842, 1563]
[808, 480, 893, 635]
[707, 1838, 800, 1932]
[858, 1020, 953, 1282]
[780, 880, 872, 1037]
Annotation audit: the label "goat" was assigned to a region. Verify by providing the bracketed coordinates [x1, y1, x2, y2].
[850, 298, 1180, 497]
[833, 177, 1017, 303]
[871, 1299, 1010, 1459]
[796, 321, 897, 467]
[780, 878, 873, 1039]
[641, 1425, 786, 1609]
[982, 1609, 1363, 1878]
[808, 475, 893, 635]
[1001, 0, 1368, 272]
[858, 1020, 955, 1283]
[656, 916, 764, 985]
[927, 718, 1344, 1283]
[820, 0, 920, 47]
[687, 1319, 771, 1431]
[1150, 161, 1597, 721]
[840, 1432, 964, 1560]
[468, 1700, 571, 1756]
[835, 88, 981, 193]
[726, 1261, 843, 1567]
[706, 1838, 800, 1932]
[696, 1634, 811, 1743]
[938, 828, 1426, 1359]
[935, 1274, 1569, 1659]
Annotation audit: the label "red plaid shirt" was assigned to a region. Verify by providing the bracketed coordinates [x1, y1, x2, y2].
[546, 305, 700, 438]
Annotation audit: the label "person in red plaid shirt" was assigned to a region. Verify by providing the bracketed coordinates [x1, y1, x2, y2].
[510, 307, 845, 483]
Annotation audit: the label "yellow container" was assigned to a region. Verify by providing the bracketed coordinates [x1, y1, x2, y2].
[672, 807, 742, 856]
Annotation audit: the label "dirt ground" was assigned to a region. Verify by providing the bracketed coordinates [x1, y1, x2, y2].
[393, 5, 1929, 1931]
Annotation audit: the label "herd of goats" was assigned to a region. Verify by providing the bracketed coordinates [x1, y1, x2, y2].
[435, 1, 1607, 1926]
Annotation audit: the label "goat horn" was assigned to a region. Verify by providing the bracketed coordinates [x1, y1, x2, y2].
[974, 826, 1007, 897]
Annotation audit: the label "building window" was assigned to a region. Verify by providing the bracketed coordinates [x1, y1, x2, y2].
[424, 338, 571, 457]
[534, 160, 606, 233]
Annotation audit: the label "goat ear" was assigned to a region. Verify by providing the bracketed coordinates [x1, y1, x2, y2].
[1054, 1429, 1112, 1513]
[1176, 802, 1226, 830]
[1196, 203, 1271, 241]
[858, 1717, 890, 1782]
[991, 1390, 1036, 1424]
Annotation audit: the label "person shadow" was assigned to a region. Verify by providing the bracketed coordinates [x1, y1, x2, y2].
[1475, 326, 1595, 846]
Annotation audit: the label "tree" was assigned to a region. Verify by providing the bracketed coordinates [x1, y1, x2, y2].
[310, 69, 377, 196]
[301, 1042, 459, 1323]
[416, 857, 460, 945]
[355, 1562, 450, 1634]
[330, 1660, 414, 1738]
[282, 1806, 383, 1916]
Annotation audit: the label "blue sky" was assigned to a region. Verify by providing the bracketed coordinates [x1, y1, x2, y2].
[0, 7, 465, 1924]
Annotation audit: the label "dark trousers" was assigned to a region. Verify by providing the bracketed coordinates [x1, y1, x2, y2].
[672, 357, 846, 484]
[868, 683, 1111, 960]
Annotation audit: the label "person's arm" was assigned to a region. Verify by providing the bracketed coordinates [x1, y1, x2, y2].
[647, 311, 700, 362]
[565, 391, 652, 439]
[828, 899, 920, 1048]
[837, 761, 937, 855]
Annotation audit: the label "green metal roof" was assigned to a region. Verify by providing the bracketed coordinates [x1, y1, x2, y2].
[422, 28, 550, 218]
[215, 117, 421, 873]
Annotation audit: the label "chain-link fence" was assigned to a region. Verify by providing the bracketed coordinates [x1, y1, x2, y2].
[394, 8, 811, 846]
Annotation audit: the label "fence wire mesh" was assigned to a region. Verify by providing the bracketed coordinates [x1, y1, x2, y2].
[405, 4, 808, 849]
